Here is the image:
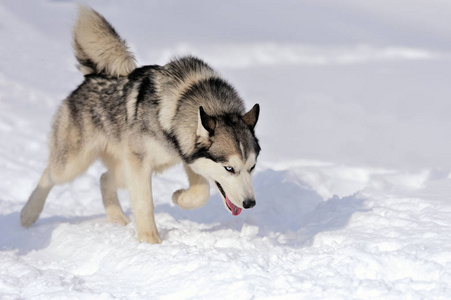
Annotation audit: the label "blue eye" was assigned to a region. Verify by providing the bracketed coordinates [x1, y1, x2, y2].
[224, 166, 235, 174]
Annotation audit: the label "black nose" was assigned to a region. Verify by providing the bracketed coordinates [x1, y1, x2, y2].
[243, 199, 256, 209]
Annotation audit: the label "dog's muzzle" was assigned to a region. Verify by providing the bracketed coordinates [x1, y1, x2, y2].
[243, 198, 256, 209]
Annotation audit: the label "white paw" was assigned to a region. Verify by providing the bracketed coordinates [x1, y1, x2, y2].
[172, 189, 185, 206]
[20, 207, 38, 228]
[107, 212, 130, 226]
[106, 206, 130, 226]
[20, 204, 41, 228]
[172, 188, 209, 210]
[138, 230, 162, 244]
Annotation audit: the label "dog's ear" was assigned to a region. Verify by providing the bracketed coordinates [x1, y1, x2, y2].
[197, 106, 216, 140]
[242, 103, 260, 130]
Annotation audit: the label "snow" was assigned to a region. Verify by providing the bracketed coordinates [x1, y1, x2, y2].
[1, 0, 451, 299]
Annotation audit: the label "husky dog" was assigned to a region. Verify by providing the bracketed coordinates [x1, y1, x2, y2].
[20, 5, 260, 244]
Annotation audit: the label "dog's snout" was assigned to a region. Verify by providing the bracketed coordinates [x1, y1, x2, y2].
[243, 198, 256, 209]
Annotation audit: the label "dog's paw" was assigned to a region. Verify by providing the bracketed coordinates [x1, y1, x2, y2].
[106, 211, 130, 226]
[20, 205, 39, 228]
[172, 188, 209, 210]
[138, 230, 162, 244]
[172, 189, 185, 206]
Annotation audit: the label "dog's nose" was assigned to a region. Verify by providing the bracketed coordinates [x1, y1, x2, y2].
[243, 198, 256, 209]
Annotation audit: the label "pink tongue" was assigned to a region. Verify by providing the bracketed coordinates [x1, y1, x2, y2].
[226, 195, 242, 216]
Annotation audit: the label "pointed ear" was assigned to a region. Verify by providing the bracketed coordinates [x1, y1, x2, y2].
[242, 103, 260, 130]
[197, 106, 216, 139]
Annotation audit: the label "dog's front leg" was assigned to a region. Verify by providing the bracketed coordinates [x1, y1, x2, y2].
[124, 153, 161, 244]
[173, 163, 210, 209]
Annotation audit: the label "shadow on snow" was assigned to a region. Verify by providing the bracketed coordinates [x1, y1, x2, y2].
[158, 168, 369, 247]
[1, 168, 369, 254]
[0, 212, 104, 255]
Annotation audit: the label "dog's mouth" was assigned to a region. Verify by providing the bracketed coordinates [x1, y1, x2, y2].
[215, 181, 242, 216]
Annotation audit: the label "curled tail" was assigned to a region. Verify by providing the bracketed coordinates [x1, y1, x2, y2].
[73, 5, 136, 77]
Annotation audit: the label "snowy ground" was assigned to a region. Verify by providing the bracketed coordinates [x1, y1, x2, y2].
[1, 1, 451, 299]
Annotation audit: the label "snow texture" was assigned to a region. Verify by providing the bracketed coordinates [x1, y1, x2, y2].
[1, 0, 451, 299]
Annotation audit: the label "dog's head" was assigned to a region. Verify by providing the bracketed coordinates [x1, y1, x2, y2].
[188, 104, 260, 215]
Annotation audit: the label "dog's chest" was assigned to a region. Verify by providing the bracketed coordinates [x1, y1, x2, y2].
[145, 139, 181, 172]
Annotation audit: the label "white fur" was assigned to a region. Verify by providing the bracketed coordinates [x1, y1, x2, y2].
[189, 154, 257, 210]
[74, 5, 136, 77]
[172, 164, 210, 210]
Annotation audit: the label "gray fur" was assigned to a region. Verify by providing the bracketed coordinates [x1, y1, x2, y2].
[73, 5, 136, 77]
[21, 6, 260, 244]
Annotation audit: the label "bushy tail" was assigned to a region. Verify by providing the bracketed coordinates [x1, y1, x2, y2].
[73, 5, 136, 77]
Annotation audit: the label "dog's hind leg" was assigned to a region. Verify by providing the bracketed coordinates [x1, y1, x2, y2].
[21, 129, 99, 227]
[20, 168, 54, 227]
[172, 164, 210, 210]
[21, 152, 96, 227]
[100, 171, 129, 225]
